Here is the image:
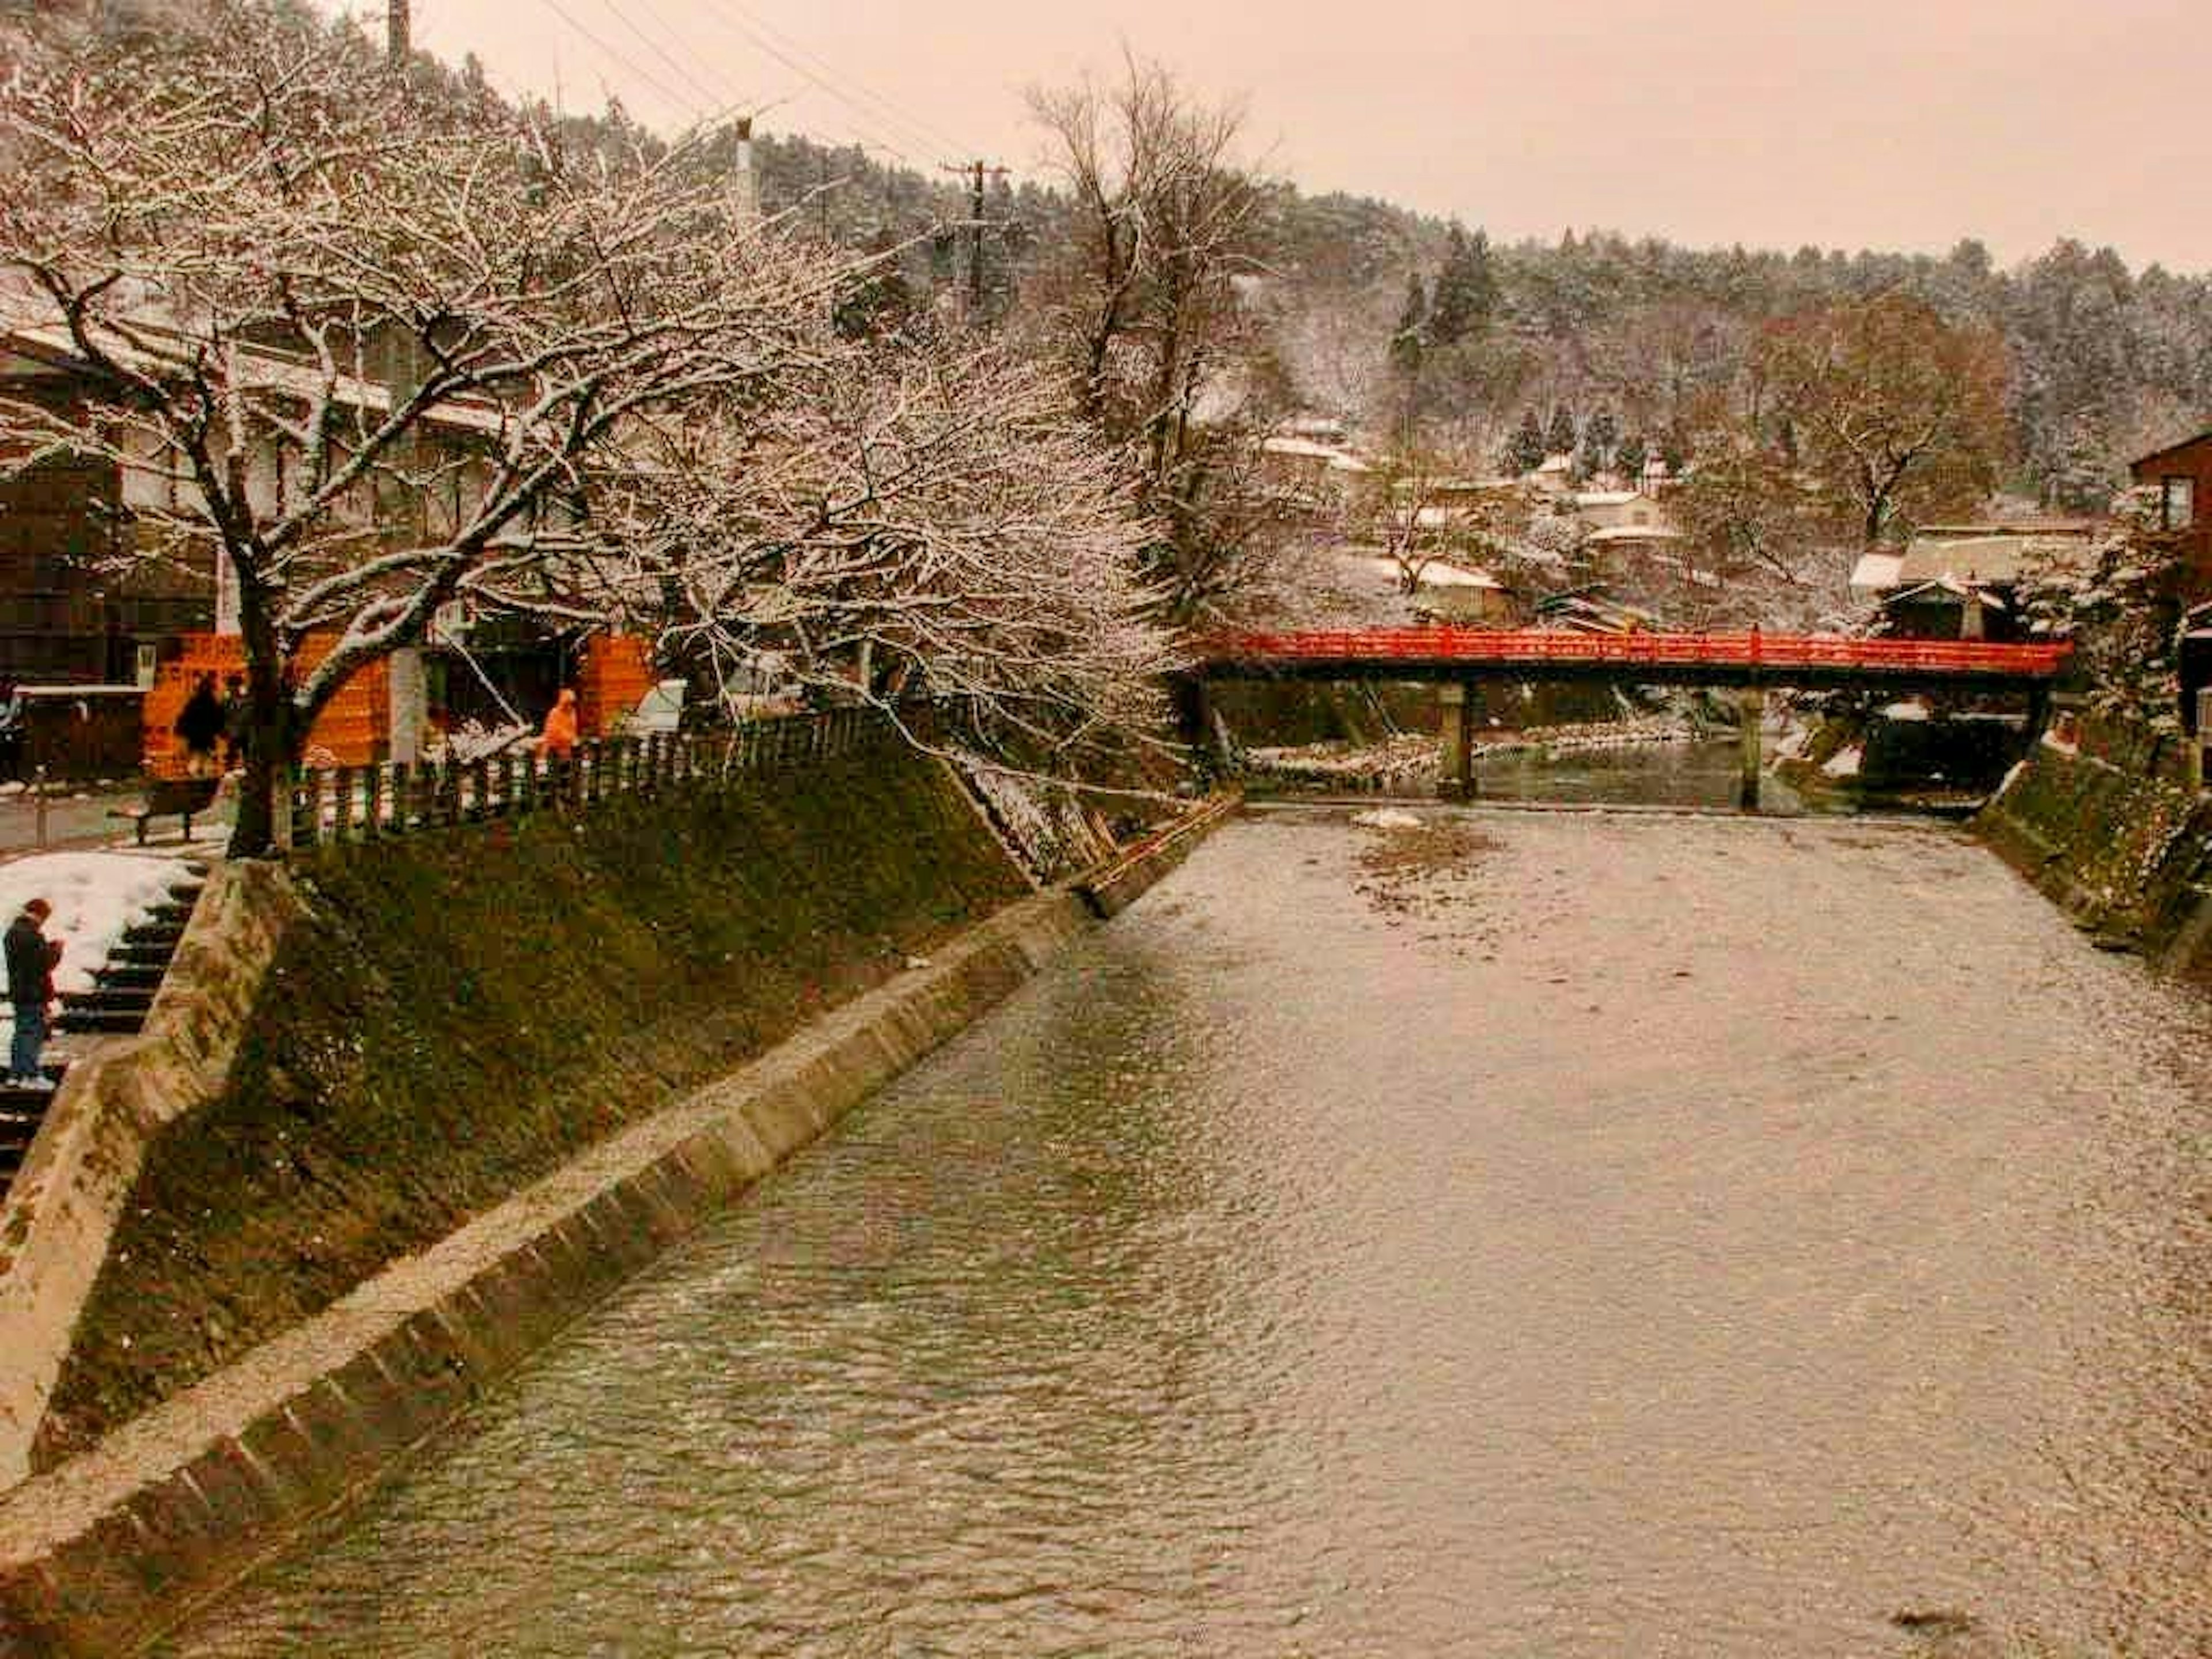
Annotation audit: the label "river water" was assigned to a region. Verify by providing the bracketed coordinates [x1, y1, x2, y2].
[160, 803, 2212, 1658]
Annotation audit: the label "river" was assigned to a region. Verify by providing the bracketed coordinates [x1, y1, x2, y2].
[159, 801, 2212, 1657]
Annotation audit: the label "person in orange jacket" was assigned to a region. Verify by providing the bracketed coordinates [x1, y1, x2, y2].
[537, 687, 580, 760]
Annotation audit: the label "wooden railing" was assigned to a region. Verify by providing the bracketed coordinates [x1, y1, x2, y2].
[1198, 629, 2074, 677]
[282, 706, 885, 850]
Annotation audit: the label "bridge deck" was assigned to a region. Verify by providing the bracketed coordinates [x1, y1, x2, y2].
[1196, 629, 2070, 690]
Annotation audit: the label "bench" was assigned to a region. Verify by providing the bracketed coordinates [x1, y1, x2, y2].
[109, 775, 221, 845]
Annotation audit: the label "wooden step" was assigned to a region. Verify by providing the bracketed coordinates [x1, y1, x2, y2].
[121, 921, 185, 948]
[54, 1008, 146, 1035]
[62, 987, 154, 1016]
[95, 964, 166, 991]
[108, 941, 179, 967]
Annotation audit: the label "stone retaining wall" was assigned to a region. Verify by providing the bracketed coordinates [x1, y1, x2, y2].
[1976, 736, 2212, 966]
[0, 863, 304, 1491]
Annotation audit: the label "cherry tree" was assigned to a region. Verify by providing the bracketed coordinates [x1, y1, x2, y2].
[1022, 55, 1287, 626]
[599, 344, 1183, 763]
[0, 2, 855, 851]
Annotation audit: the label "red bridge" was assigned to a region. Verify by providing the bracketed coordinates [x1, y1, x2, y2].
[1187, 629, 2070, 805]
[1194, 629, 2071, 691]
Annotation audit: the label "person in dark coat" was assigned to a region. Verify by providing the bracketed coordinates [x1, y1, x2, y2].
[5, 897, 62, 1090]
[175, 673, 224, 777]
[219, 673, 249, 771]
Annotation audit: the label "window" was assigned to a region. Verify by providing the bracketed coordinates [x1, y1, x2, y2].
[2163, 475, 2195, 531]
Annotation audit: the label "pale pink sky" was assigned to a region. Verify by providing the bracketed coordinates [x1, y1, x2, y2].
[389, 0, 2210, 273]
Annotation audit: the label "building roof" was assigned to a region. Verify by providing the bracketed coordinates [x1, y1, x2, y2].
[1260, 434, 1373, 475]
[1342, 554, 1502, 590]
[0, 318, 510, 437]
[1851, 525, 2094, 592]
[1585, 523, 1684, 544]
[2130, 429, 2212, 471]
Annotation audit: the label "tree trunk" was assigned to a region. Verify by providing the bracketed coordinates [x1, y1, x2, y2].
[225, 582, 304, 859]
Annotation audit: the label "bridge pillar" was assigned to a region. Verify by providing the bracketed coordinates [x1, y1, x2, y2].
[1437, 681, 1475, 799]
[1737, 686, 1763, 810]
[1172, 676, 1215, 764]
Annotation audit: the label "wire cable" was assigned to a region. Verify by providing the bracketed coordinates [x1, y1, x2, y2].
[688, 0, 972, 162]
[536, 0, 709, 124]
[592, 0, 736, 119]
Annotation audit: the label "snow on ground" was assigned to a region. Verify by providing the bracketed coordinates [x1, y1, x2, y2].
[0, 849, 194, 1007]
[1821, 745, 1865, 778]
[1352, 809, 1424, 830]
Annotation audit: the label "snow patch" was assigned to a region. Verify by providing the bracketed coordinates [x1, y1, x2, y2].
[1351, 809, 1423, 830]
[1, 849, 195, 1007]
[1879, 701, 1931, 721]
[1821, 745, 1864, 778]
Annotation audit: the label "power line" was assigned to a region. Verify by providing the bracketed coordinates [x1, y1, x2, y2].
[688, 0, 971, 162]
[592, 0, 732, 118]
[719, 0, 973, 157]
[536, 0, 708, 124]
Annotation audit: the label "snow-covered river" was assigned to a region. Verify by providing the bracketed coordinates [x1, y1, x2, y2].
[160, 805, 2212, 1657]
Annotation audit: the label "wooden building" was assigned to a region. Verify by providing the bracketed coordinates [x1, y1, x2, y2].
[2130, 430, 2212, 601]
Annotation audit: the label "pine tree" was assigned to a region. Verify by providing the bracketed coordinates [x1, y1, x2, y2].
[1389, 271, 1428, 377]
[1427, 224, 1496, 347]
[1615, 432, 1648, 482]
[1585, 408, 1619, 465]
[1546, 405, 1578, 458]
[1505, 408, 1548, 475]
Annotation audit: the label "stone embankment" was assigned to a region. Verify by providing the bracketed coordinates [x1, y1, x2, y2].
[0, 734, 1232, 1658]
[1976, 720, 2212, 967]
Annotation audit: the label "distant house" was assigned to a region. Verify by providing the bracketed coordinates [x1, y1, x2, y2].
[2129, 430, 2212, 600]
[1259, 431, 1372, 514]
[1849, 522, 2098, 641]
[1573, 488, 1682, 561]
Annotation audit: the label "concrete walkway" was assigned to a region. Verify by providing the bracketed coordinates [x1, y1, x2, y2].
[0, 782, 232, 862]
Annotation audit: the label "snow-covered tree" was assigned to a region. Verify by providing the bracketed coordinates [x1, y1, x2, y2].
[1755, 291, 2010, 548]
[1024, 54, 1282, 626]
[601, 344, 1181, 757]
[0, 1, 877, 851]
[1426, 225, 1495, 347]
[1546, 404, 1580, 459]
[1388, 272, 1428, 380]
[1503, 408, 1547, 476]
[2017, 487, 2186, 730]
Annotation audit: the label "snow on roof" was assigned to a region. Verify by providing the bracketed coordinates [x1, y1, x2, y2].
[1340, 553, 1502, 590]
[1262, 435, 1347, 461]
[1585, 523, 1683, 543]
[1889, 531, 2089, 587]
[1327, 454, 1374, 475]
[1535, 454, 1572, 473]
[1, 849, 196, 1007]
[2, 319, 514, 439]
[1849, 552, 1906, 592]
[1574, 490, 1641, 508]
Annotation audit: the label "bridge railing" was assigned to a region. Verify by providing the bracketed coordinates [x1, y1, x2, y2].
[1198, 629, 2073, 676]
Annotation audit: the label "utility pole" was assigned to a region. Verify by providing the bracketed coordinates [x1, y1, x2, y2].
[387, 0, 408, 68]
[941, 160, 1009, 320]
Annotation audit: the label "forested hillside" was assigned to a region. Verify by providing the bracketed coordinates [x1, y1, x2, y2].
[702, 119, 2210, 512]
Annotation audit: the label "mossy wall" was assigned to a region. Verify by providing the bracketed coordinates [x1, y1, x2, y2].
[35, 739, 1028, 1467]
[1977, 738, 2212, 956]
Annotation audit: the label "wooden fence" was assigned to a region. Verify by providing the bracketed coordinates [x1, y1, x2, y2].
[282, 705, 888, 850]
